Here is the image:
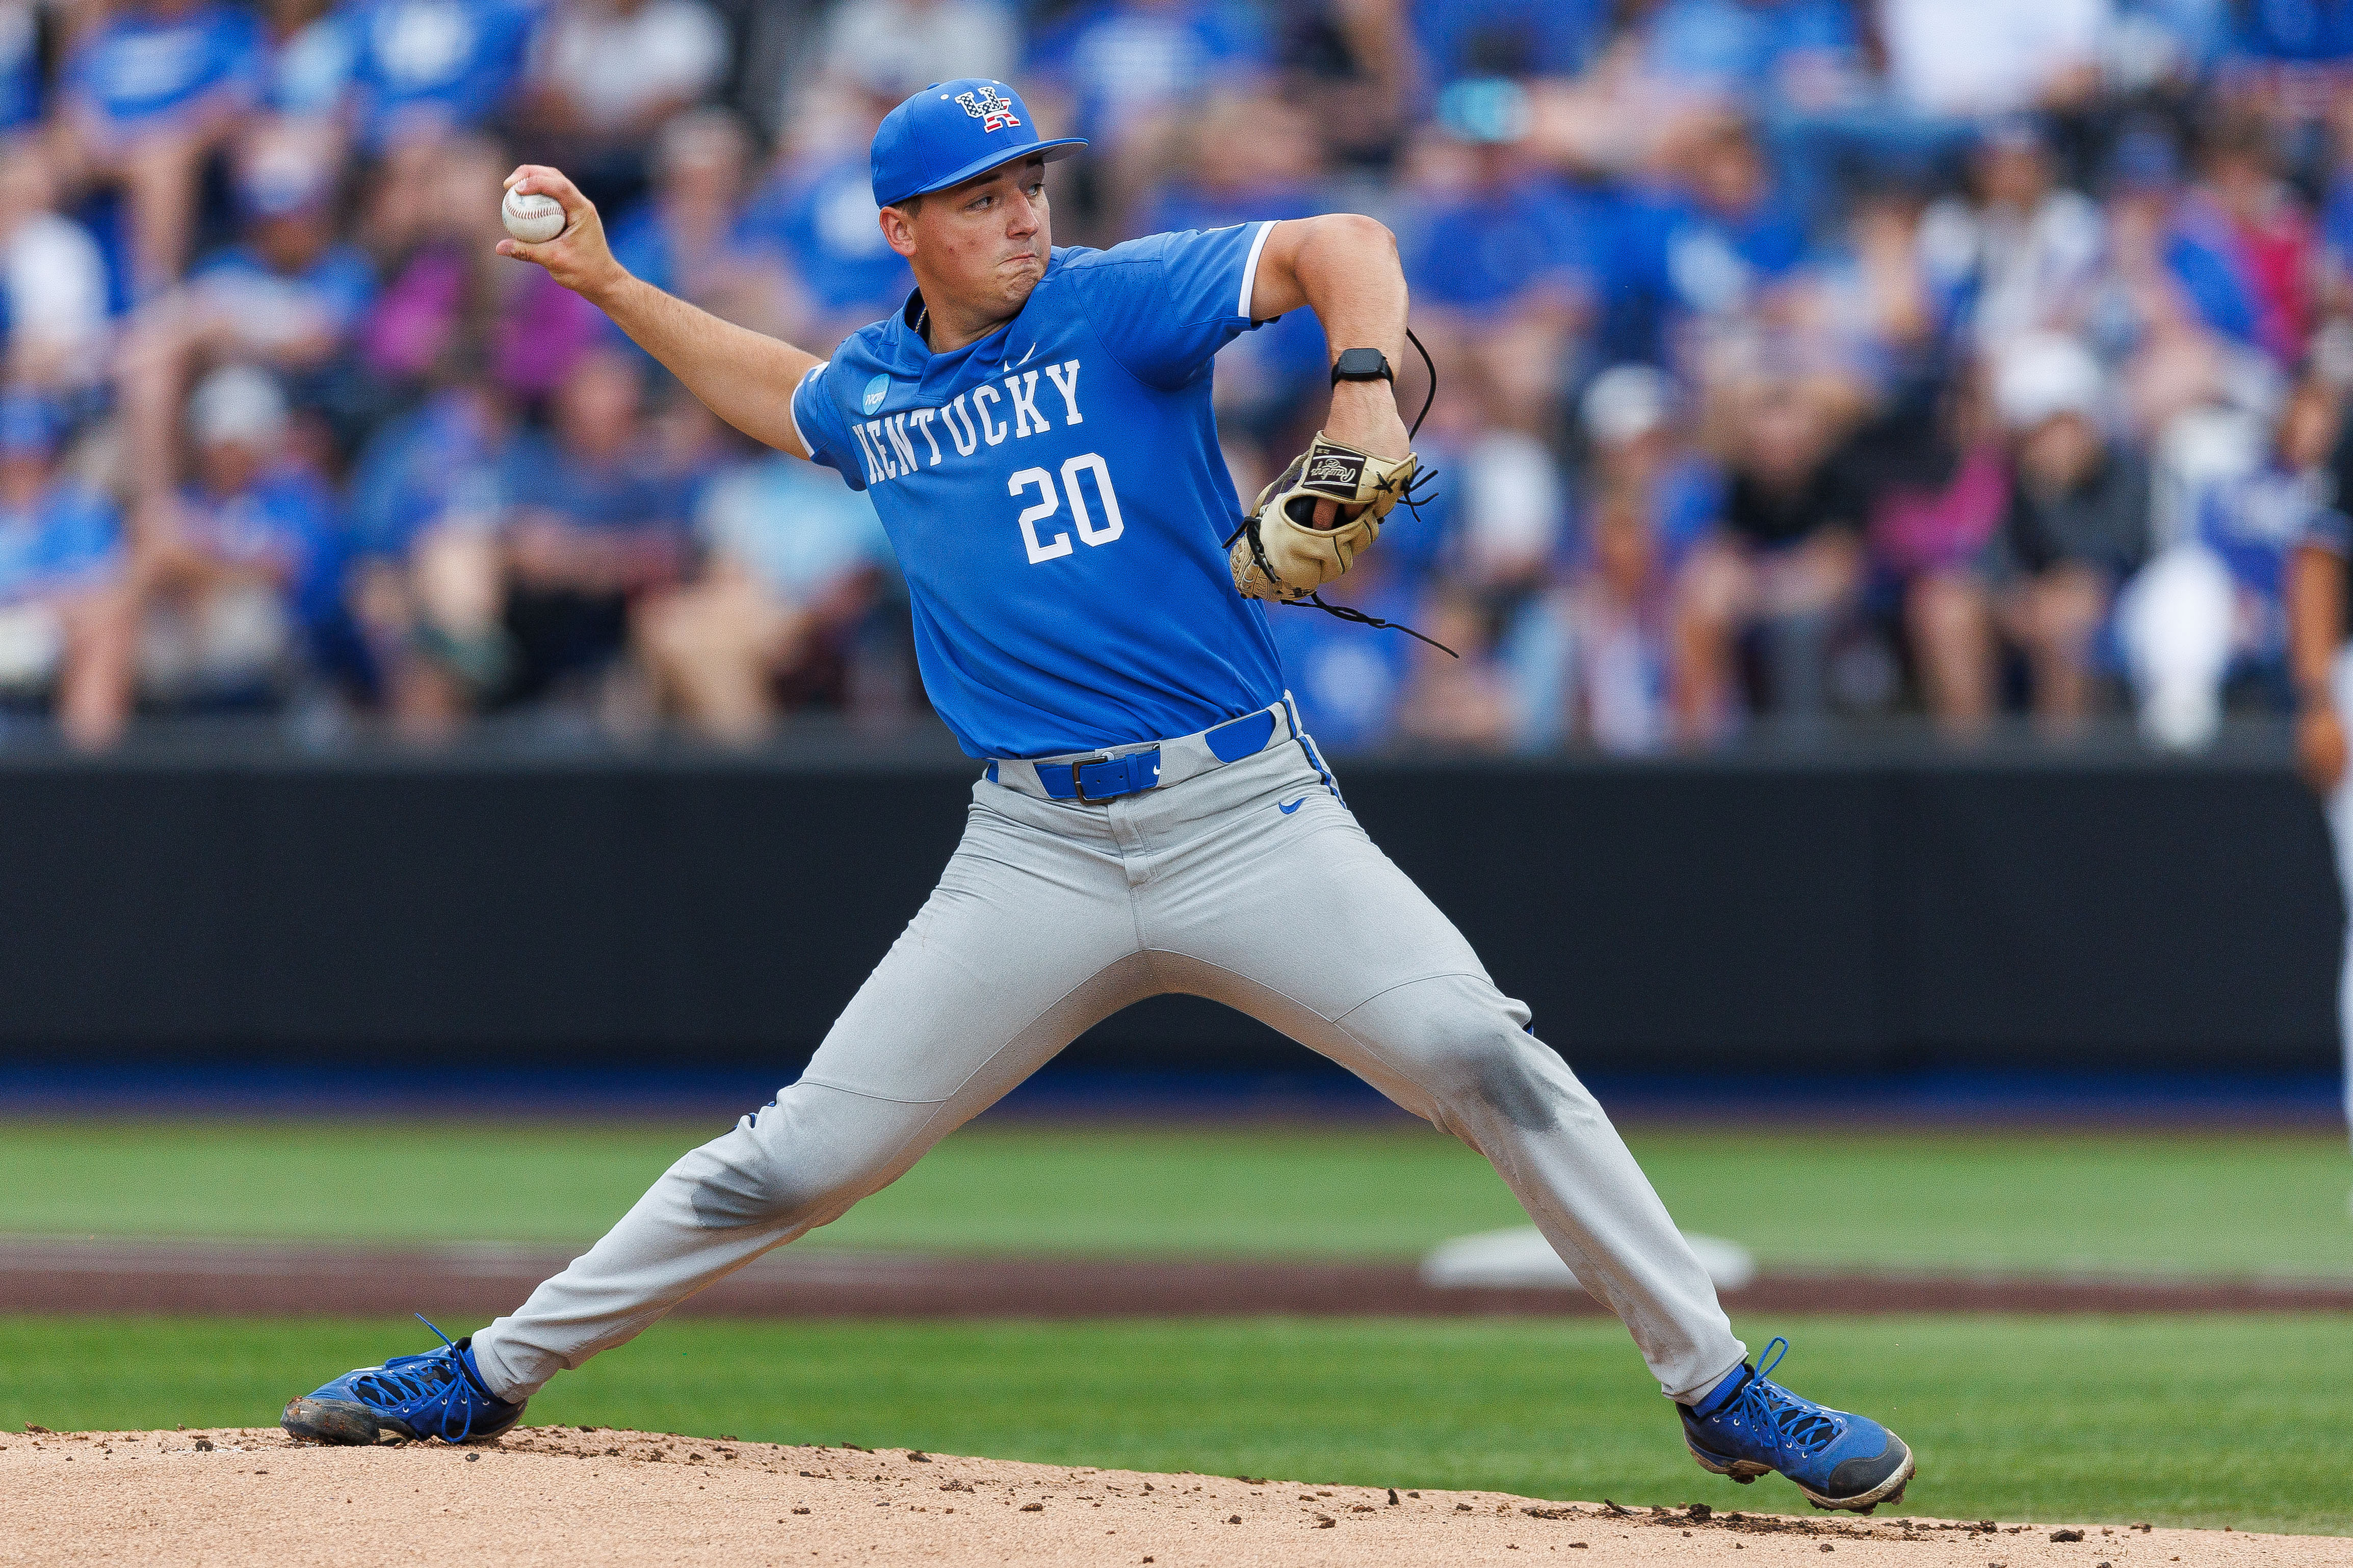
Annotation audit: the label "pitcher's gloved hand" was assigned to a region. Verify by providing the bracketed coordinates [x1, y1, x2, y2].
[1227, 433, 1420, 602]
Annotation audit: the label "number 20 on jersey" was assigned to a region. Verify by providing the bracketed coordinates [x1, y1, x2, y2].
[1009, 453, 1125, 565]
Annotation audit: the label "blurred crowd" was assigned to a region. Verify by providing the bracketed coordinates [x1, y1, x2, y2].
[11, 0, 2353, 752]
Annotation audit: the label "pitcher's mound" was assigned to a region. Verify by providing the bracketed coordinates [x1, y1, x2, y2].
[1, 1425, 2337, 1566]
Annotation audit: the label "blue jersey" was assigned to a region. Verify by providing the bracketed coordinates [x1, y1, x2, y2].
[66, 3, 263, 134]
[0, 1, 41, 132]
[739, 154, 916, 320]
[348, 0, 537, 146]
[0, 483, 122, 604]
[791, 223, 1286, 760]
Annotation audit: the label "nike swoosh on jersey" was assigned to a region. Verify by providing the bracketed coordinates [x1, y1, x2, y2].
[1278, 796, 1307, 814]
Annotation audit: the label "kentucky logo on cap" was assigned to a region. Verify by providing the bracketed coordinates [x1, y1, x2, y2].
[955, 85, 1020, 132]
[869, 78, 1087, 211]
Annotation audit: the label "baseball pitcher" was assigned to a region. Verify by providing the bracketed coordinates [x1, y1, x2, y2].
[280, 79, 1913, 1513]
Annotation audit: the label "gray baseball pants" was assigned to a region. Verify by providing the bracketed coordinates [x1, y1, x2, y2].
[469, 707, 1747, 1405]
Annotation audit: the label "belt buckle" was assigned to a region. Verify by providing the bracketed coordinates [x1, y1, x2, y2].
[1070, 752, 1118, 805]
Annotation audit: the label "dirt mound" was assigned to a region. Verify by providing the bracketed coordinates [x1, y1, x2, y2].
[0, 1425, 2336, 1566]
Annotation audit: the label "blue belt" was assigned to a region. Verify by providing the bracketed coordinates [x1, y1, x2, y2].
[1016, 707, 1280, 804]
[1034, 749, 1163, 803]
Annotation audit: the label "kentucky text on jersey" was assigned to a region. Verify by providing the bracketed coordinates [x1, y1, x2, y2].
[791, 221, 1288, 761]
[844, 358, 1086, 492]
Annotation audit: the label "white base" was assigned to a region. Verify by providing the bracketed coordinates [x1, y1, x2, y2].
[1420, 1225, 1756, 1293]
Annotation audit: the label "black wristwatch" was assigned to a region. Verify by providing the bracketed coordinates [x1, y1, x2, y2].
[1330, 348, 1394, 386]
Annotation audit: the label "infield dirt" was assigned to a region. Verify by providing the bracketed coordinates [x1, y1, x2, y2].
[0, 1425, 2338, 1567]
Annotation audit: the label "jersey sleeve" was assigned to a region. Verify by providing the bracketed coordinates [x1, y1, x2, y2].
[1064, 222, 1277, 390]
[789, 362, 869, 491]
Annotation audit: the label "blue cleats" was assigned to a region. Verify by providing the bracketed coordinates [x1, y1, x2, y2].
[281, 1315, 525, 1445]
[1681, 1338, 1914, 1512]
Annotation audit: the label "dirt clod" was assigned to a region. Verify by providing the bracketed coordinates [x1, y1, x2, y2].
[2051, 1530, 2085, 1543]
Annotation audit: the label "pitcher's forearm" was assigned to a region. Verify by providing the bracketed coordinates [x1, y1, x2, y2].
[495, 163, 824, 460]
[590, 275, 822, 459]
[1247, 214, 1411, 460]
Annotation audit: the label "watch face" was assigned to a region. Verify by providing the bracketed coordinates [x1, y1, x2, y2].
[1334, 349, 1392, 381]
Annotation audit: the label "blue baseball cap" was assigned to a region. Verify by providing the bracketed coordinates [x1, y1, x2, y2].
[870, 78, 1085, 210]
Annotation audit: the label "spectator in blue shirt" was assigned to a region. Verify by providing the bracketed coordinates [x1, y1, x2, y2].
[190, 127, 379, 365]
[1268, 539, 1422, 752]
[496, 346, 688, 705]
[1638, 0, 1861, 110]
[2229, 0, 2353, 62]
[515, 0, 730, 215]
[605, 110, 788, 350]
[266, 0, 362, 118]
[61, 0, 267, 298]
[0, 142, 115, 397]
[343, 368, 522, 728]
[0, 0, 41, 134]
[2096, 122, 2269, 381]
[739, 142, 916, 352]
[347, 0, 537, 150]
[116, 121, 377, 496]
[0, 394, 134, 747]
[1609, 112, 1812, 367]
[1410, 0, 1609, 88]
[635, 439, 899, 741]
[1133, 90, 1330, 436]
[135, 364, 341, 706]
[1027, 0, 1269, 216]
[1400, 79, 1613, 431]
[2117, 370, 2346, 745]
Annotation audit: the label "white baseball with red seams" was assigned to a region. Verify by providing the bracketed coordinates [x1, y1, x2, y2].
[501, 187, 564, 244]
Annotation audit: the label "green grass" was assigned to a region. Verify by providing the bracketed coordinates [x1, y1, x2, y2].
[4, 1119, 2348, 1275]
[3, 1313, 2348, 1534]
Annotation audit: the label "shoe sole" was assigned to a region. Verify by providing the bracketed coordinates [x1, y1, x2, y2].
[281, 1396, 519, 1446]
[281, 1397, 412, 1445]
[1686, 1436, 1915, 1515]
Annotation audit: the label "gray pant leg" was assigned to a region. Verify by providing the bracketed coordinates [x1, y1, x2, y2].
[1122, 745, 1747, 1402]
[472, 796, 1150, 1400]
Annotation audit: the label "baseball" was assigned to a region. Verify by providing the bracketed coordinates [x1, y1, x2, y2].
[501, 186, 565, 245]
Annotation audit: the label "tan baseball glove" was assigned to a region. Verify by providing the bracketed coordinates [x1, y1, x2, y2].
[1227, 433, 1421, 602]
